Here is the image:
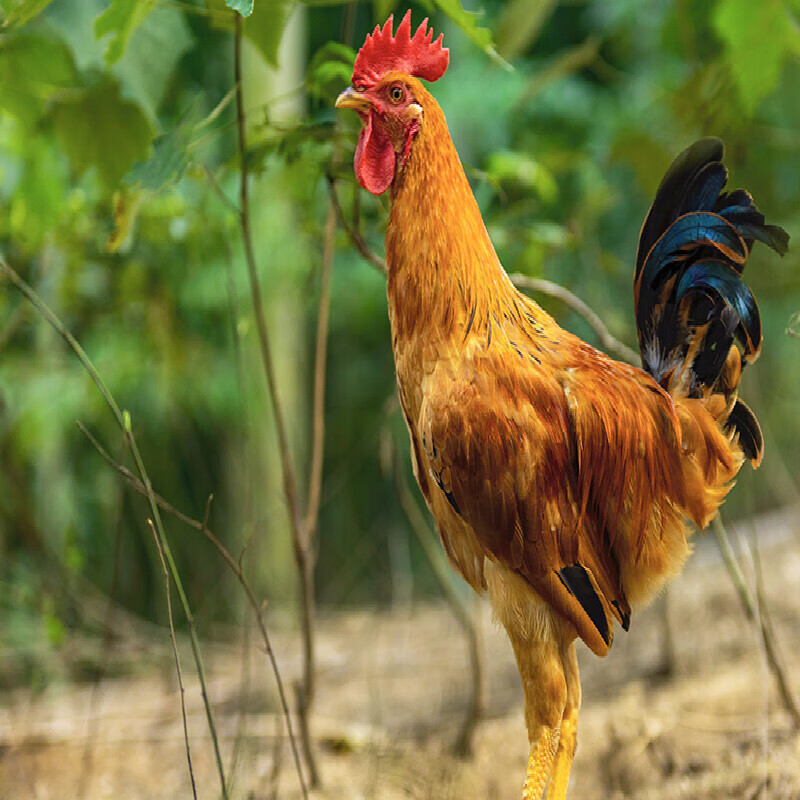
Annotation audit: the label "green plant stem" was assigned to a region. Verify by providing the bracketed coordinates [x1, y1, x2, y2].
[0, 256, 230, 800]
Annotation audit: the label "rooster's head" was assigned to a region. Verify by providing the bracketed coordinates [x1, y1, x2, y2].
[335, 11, 449, 195]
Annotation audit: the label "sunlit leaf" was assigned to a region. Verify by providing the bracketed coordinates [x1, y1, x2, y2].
[788, 311, 800, 338]
[226, 0, 253, 16]
[94, 0, 157, 65]
[107, 188, 143, 252]
[0, 0, 55, 27]
[52, 78, 153, 192]
[713, 0, 800, 114]
[420, 0, 508, 68]
[244, 0, 295, 67]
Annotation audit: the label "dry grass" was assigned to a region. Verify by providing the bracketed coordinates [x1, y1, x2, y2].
[1, 509, 799, 800]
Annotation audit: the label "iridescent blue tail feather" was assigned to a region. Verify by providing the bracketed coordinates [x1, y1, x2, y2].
[634, 138, 788, 465]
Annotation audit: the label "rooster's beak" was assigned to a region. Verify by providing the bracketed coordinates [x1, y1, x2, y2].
[335, 86, 371, 112]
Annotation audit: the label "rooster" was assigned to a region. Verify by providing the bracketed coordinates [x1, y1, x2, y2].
[336, 12, 788, 799]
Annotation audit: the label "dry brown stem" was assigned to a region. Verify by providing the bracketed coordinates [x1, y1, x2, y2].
[233, 15, 321, 785]
[77, 421, 310, 799]
[148, 519, 198, 800]
[712, 516, 800, 728]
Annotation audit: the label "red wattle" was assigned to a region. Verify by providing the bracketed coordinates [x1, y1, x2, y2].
[354, 111, 395, 195]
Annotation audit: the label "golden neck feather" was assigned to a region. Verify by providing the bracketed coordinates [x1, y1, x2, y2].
[385, 82, 516, 342]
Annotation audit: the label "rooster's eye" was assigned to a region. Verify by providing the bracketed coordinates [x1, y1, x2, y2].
[389, 85, 405, 104]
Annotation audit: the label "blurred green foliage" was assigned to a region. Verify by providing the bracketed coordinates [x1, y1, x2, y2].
[1, 0, 799, 664]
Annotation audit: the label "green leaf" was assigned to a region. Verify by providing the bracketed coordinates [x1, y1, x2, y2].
[485, 150, 557, 202]
[94, 0, 157, 65]
[125, 103, 201, 191]
[112, 5, 193, 120]
[307, 42, 356, 102]
[713, 0, 800, 114]
[44, 610, 64, 647]
[0, 33, 77, 126]
[0, 0, 55, 27]
[495, 0, 557, 61]
[52, 78, 153, 192]
[421, 0, 508, 68]
[244, 0, 294, 67]
[226, 0, 253, 16]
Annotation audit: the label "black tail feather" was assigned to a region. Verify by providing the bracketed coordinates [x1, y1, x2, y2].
[727, 398, 764, 465]
[634, 138, 787, 464]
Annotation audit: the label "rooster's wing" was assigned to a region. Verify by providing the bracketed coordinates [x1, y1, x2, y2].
[419, 337, 688, 655]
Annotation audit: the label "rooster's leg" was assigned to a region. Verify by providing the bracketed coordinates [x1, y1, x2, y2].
[510, 632, 568, 800]
[545, 641, 581, 800]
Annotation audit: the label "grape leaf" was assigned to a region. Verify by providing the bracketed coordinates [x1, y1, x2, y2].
[0, 34, 77, 126]
[94, 0, 157, 65]
[52, 78, 153, 191]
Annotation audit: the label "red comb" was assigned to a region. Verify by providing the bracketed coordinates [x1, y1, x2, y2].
[352, 11, 449, 87]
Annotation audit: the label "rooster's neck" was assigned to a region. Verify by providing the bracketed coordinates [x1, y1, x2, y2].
[385, 90, 515, 344]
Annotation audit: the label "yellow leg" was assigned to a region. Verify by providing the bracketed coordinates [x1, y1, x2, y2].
[545, 642, 581, 800]
[522, 723, 561, 800]
[544, 712, 576, 800]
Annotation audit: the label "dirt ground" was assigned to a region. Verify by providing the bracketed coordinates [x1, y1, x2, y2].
[2, 508, 800, 800]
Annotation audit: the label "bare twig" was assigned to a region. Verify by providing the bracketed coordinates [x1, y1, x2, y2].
[509, 273, 639, 364]
[711, 516, 800, 728]
[234, 15, 320, 784]
[148, 518, 198, 800]
[384, 420, 485, 756]
[0, 255, 229, 799]
[77, 421, 309, 799]
[202, 163, 241, 216]
[305, 196, 336, 543]
[327, 178, 387, 274]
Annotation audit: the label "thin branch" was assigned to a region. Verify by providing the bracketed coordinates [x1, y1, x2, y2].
[148, 518, 198, 800]
[711, 516, 800, 728]
[0, 255, 229, 799]
[202, 163, 241, 216]
[327, 178, 387, 274]
[77, 421, 310, 799]
[304, 184, 337, 543]
[386, 422, 485, 756]
[234, 15, 319, 785]
[509, 273, 639, 364]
